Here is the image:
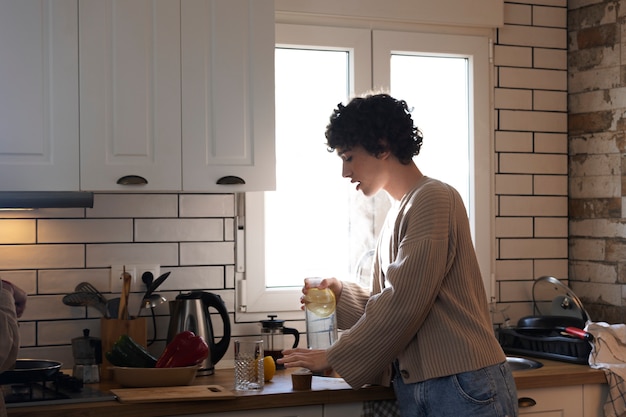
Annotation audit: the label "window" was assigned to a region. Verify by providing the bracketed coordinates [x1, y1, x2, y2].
[238, 25, 492, 319]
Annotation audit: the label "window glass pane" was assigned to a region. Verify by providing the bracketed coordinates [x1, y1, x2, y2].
[390, 55, 470, 213]
[267, 48, 355, 287]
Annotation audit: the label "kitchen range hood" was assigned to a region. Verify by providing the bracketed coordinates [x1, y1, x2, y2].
[0, 191, 94, 209]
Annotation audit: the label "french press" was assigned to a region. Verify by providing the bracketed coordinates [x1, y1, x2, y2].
[260, 315, 300, 368]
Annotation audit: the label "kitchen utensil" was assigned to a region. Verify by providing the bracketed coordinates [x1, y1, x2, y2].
[0, 359, 62, 384]
[118, 268, 132, 320]
[75, 281, 107, 305]
[110, 365, 199, 388]
[532, 276, 590, 322]
[62, 291, 108, 317]
[136, 271, 171, 317]
[71, 328, 101, 383]
[106, 297, 120, 318]
[260, 315, 300, 368]
[167, 291, 231, 376]
[110, 384, 235, 403]
[515, 316, 594, 341]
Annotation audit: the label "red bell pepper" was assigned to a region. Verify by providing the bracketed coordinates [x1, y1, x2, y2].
[155, 330, 209, 368]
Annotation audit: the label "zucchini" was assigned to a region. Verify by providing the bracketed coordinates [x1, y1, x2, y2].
[106, 334, 157, 368]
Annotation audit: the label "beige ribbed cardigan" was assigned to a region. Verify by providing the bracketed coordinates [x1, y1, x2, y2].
[0, 282, 20, 417]
[327, 177, 505, 389]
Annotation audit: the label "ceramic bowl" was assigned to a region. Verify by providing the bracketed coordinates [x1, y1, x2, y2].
[110, 365, 199, 388]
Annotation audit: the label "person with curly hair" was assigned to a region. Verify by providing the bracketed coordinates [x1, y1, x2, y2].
[1, 280, 26, 417]
[278, 93, 518, 417]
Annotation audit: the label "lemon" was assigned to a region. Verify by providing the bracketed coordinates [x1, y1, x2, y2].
[305, 288, 336, 317]
[263, 355, 276, 382]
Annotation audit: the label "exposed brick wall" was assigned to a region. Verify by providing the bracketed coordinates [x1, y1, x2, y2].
[569, 0, 626, 323]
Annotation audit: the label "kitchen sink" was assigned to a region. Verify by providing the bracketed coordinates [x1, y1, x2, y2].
[506, 356, 543, 371]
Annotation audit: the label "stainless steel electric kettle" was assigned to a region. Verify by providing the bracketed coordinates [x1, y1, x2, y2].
[167, 291, 231, 375]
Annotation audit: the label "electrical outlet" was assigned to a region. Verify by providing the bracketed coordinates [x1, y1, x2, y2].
[110, 265, 138, 293]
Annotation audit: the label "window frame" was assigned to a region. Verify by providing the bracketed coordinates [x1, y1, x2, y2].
[237, 24, 494, 322]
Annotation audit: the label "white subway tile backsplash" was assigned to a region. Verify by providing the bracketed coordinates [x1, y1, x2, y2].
[495, 174, 533, 194]
[533, 90, 567, 111]
[496, 217, 534, 237]
[499, 238, 568, 259]
[495, 88, 533, 109]
[534, 259, 568, 278]
[495, 131, 534, 152]
[38, 268, 110, 294]
[38, 219, 133, 243]
[500, 109, 567, 133]
[533, 175, 568, 195]
[534, 132, 567, 153]
[498, 25, 566, 48]
[135, 218, 224, 242]
[534, 217, 568, 236]
[18, 322, 36, 347]
[494, 45, 533, 67]
[500, 153, 567, 174]
[39, 319, 98, 345]
[499, 195, 567, 216]
[180, 242, 235, 265]
[504, 3, 532, 24]
[158, 266, 225, 290]
[532, 5, 567, 28]
[0, 270, 36, 294]
[500, 280, 534, 302]
[179, 194, 235, 217]
[533, 48, 567, 70]
[86, 242, 179, 268]
[499, 67, 567, 90]
[496, 259, 534, 279]
[20, 294, 86, 321]
[0, 219, 36, 244]
[88, 194, 179, 218]
[0, 245, 85, 270]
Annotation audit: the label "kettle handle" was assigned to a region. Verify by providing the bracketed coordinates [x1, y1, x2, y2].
[200, 292, 231, 365]
[283, 326, 300, 349]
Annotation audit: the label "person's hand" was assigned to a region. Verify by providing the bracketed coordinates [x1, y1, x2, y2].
[2, 280, 27, 318]
[277, 348, 331, 373]
[300, 277, 343, 309]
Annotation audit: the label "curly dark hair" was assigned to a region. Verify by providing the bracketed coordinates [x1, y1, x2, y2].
[325, 93, 423, 164]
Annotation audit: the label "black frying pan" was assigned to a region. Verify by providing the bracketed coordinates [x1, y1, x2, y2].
[0, 359, 62, 384]
[515, 316, 593, 341]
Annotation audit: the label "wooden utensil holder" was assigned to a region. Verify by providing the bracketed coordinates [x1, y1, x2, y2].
[100, 317, 147, 380]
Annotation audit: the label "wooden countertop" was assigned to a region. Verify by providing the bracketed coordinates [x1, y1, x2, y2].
[6, 359, 608, 417]
[511, 357, 607, 390]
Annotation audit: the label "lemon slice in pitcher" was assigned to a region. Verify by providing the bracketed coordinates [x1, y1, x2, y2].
[305, 288, 336, 317]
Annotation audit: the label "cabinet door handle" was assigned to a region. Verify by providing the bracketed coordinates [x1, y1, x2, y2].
[117, 175, 148, 185]
[518, 397, 537, 408]
[216, 176, 245, 185]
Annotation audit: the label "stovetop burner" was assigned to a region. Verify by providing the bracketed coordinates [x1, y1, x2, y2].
[2, 371, 115, 408]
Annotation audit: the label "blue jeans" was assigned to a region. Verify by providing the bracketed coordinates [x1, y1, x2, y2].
[392, 361, 519, 417]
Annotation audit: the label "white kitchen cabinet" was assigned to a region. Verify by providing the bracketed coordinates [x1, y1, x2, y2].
[183, 405, 323, 417]
[79, 0, 182, 191]
[323, 402, 363, 416]
[518, 384, 607, 417]
[79, 0, 276, 192]
[181, 0, 276, 192]
[0, 0, 80, 191]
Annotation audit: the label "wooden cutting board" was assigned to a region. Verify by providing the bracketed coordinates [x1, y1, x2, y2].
[111, 385, 236, 403]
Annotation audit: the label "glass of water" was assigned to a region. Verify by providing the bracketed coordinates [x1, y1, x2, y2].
[234, 340, 264, 391]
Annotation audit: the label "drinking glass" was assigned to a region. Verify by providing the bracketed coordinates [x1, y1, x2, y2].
[234, 340, 264, 391]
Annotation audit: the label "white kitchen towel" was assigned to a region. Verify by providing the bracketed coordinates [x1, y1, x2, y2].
[587, 322, 626, 417]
